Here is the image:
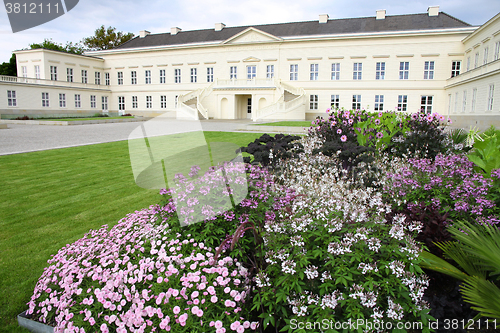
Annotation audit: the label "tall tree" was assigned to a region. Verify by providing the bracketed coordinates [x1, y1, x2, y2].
[82, 26, 134, 50]
[29, 39, 84, 54]
[0, 54, 17, 76]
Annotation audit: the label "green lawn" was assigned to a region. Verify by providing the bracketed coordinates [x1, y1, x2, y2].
[254, 121, 313, 127]
[38, 116, 135, 121]
[0, 131, 266, 333]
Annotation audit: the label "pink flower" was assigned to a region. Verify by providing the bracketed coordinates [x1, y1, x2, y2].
[211, 296, 218, 303]
[215, 320, 223, 329]
[341, 135, 347, 142]
[173, 306, 180, 314]
[337, 128, 342, 134]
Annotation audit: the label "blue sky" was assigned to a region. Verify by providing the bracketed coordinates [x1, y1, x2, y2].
[1, 0, 499, 63]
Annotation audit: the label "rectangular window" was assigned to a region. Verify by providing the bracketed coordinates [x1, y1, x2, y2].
[131, 71, 137, 85]
[310, 64, 319, 81]
[82, 70, 88, 83]
[421, 96, 433, 114]
[7, 90, 17, 106]
[451, 61, 461, 77]
[105, 73, 110, 85]
[95, 72, 101, 85]
[117, 72, 123, 85]
[398, 95, 408, 112]
[484, 47, 489, 65]
[132, 96, 138, 108]
[462, 90, 467, 113]
[145, 70, 151, 84]
[21, 66, 27, 78]
[75, 94, 81, 108]
[50, 66, 57, 80]
[424, 61, 435, 79]
[488, 84, 495, 111]
[472, 88, 477, 113]
[191, 68, 197, 83]
[309, 95, 318, 110]
[495, 41, 500, 61]
[146, 96, 152, 108]
[331, 94, 339, 109]
[161, 95, 167, 108]
[353, 63, 362, 80]
[352, 95, 361, 110]
[374, 95, 384, 111]
[290, 64, 298, 81]
[454, 92, 459, 113]
[59, 93, 66, 108]
[399, 62, 409, 80]
[266, 65, 274, 79]
[467, 57, 471, 71]
[160, 69, 166, 84]
[247, 66, 256, 80]
[66, 68, 73, 82]
[34, 65, 40, 79]
[175, 69, 181, 83]
[230, 66, 237, 80]
[118, 96, 125, 111]
[42, 92, 49, 107]
[90, 95, 96, 108]
[375, 62, 385, 80]
[474, 52, 479, 68]
[102, 96, 108, 111]
[331, 63, 340, 80]
[207, 67, 214, 82]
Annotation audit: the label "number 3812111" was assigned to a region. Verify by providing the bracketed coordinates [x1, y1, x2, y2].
[5, 3, 60, 14]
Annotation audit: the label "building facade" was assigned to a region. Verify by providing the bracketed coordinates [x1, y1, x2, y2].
[1, 6, 499, 126]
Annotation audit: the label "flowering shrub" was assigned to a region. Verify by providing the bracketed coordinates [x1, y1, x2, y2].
[254, 136, 432, 331]
[387, 112, 451, 159]
[384, 153, 499, 224]
[309, 109, 375, 174]
[27, 207, 259, 332]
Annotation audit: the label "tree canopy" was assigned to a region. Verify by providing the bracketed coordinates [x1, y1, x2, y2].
[82, 25, 134, 50]
[0, 54, 17, 76]
[29, 39, 84, 55]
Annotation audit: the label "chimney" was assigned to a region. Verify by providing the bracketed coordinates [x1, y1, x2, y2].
[171, 27, 182, 35]
[376, 9, 386, 20]
[139, 30, 150, 38]
[215, 23, 226, 31]
[427, 6, 439, 16]
[319, 14, 329, 24]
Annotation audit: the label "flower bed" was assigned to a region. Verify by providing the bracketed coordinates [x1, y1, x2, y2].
[25, 108, 500, 332]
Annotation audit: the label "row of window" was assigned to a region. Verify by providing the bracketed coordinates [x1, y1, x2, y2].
[450, 84, 495, 113]
[308, 94, 433, 114]
[27, 59, 466, 86]
[43, 66, 111, 85]
[465, 41, 500, 71]
[8, 91, 109, 110]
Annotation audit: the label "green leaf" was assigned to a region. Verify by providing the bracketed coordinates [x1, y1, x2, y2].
[419, 250, 469, 281]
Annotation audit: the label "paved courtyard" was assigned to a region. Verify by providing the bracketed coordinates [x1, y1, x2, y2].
[0, 119, 253, 155]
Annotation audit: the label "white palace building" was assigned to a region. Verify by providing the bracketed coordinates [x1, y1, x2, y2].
[1, 6, 500, 128]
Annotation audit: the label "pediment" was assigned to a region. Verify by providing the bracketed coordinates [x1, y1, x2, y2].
[222, 27, 282, 45]
[242, 56, 261, 62]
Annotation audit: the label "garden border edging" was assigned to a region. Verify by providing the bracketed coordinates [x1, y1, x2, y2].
[18, 310, 54, 333]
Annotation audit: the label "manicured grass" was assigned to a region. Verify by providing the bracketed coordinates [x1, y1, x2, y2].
[254, 121, 313, 127]
[38, 116, 135, 121]
[0, 131, 266, 333]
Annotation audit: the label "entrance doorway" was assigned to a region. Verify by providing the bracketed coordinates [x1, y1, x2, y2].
[234, 94, 252, 119]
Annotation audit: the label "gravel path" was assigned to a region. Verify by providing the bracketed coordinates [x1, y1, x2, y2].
[0, 119, 252, 155]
